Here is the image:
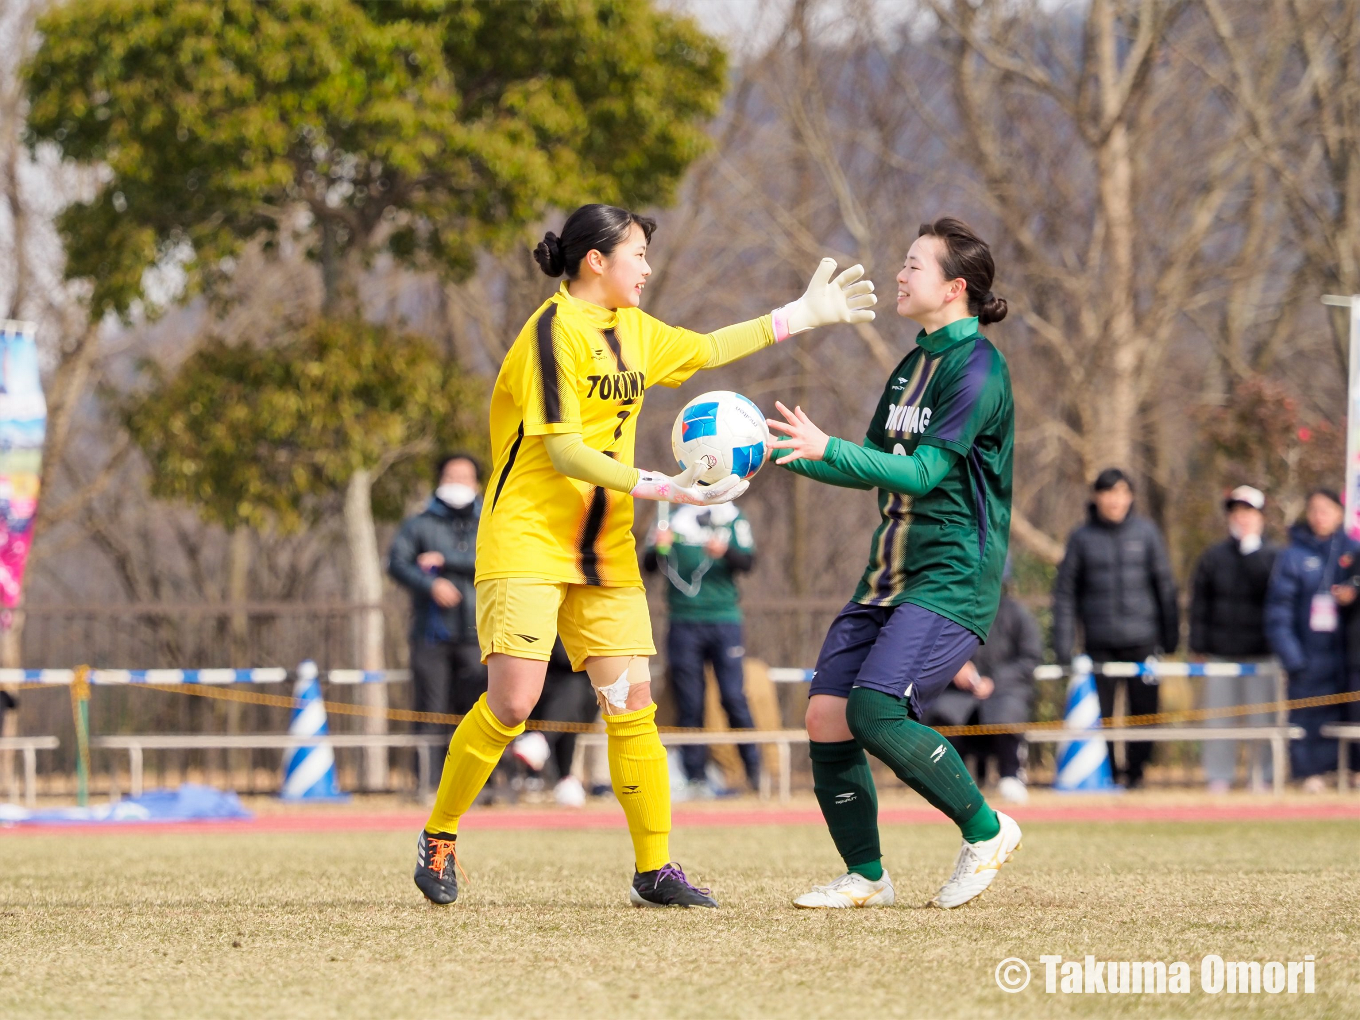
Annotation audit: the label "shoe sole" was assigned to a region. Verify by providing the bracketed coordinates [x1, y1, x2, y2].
[628, 887, 718, 909]
[414, 877, 458, 905]
[792, 896, 894, 909]
[930, 839, 1022, 910]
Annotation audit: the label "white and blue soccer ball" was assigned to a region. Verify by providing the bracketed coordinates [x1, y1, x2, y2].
[671, 390, 772, 485]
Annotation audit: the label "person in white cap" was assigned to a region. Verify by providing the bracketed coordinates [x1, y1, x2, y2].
[1189, 486, 1280, 792]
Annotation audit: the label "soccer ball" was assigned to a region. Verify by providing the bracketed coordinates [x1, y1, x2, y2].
[671, 391, 772, 485]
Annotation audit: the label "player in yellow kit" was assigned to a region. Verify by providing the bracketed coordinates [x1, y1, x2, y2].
[414, 204, 876, 907]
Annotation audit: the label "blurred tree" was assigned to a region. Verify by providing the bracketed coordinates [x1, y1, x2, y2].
[125, 319, 482, 536]
[24, 0, 725, 734]
[23, 0, 725, 319]
[1198, 375, 1344, 530]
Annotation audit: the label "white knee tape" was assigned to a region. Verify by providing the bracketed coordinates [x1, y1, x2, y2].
[598, 668, 631, 710]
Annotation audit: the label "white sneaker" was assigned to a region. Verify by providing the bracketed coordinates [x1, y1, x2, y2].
[553, 775, 586, 808]
[931, 811, 1022, 909]
[793, 870, 895, 909]
[997, 776, 1029, 804]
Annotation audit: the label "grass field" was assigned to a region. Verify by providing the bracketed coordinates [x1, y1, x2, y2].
[3, 812, 1359, 1019]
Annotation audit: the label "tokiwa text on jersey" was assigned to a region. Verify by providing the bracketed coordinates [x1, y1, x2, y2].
[479, 282, 724, 587]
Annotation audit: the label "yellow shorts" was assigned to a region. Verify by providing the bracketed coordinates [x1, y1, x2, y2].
[475, 578, 655, 671]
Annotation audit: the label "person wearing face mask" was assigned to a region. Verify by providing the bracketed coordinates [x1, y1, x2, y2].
[1189, 486, 1279, 792]
[388, 453, 487, 755]
[1264, 488, 1360, 790]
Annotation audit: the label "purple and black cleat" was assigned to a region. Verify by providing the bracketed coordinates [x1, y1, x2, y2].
[629, 862, 719, 908]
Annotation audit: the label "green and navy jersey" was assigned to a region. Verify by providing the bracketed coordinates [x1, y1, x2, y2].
[646, 503, 754, 624]
[852, 316, 1014, 639]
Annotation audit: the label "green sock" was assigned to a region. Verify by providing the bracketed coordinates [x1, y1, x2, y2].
[809, 739, 883, 879]
[846, 687, 1000, 843]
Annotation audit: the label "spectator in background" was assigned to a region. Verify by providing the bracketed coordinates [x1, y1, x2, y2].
[387, 454, 487, 764]
[1190, 485, 1280, 792]
[1266, 489, 1358, 791]
[643, 502, 760, 797]
[1330, 542, 1360, 781]
[925, 569, 1042, 804]
[1053, 467, 1180, 788]
[523, 639, 599, 806]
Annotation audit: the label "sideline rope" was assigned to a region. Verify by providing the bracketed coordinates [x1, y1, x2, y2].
[17, 675, 1360, 738]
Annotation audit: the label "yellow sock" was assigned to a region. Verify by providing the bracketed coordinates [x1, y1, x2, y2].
[425, 694, 523, 835]
[605, 703, 671, 872]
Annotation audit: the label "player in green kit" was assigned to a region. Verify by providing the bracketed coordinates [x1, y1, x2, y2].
[767, 217, 1020, 909]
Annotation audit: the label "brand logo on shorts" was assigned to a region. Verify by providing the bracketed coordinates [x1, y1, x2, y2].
[835, 792, 857, 804]
[513, 633, 540, 643]
[931, 744, 946, 763]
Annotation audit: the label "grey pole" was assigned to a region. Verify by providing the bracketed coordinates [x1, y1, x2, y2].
[1323, 294, 1360, 537]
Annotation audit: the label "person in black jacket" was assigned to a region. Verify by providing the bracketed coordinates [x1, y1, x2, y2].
[388, 454, 487, 749]
[1052, 467, 1180, 787]
[1189, 485, 1279, 791]
[925, 585, 1043, 803]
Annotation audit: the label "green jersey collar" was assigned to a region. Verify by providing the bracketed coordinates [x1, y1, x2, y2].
[915, 316, 980, 354]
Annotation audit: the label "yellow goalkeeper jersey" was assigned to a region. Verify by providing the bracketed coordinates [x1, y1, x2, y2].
[477, 283, 715, 587]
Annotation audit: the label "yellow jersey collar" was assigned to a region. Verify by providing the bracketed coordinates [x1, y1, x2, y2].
[554, 281, 619, 329]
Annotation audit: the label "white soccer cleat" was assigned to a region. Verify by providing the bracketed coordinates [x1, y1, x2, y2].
[793, 870, 895, 909]
[997, 776, 1029, 804]
[931, 811, 1022, 909]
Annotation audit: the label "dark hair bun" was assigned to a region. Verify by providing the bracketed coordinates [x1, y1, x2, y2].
[534, 231, 566, 277]
[978, 292, 1007, 325]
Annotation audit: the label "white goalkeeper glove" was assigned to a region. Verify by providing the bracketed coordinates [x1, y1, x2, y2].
[631, 462, 749, 506]
[772, 258, 877, 340]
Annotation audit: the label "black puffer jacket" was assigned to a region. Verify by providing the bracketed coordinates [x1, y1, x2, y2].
[1052, 505, 1180, 663]
[387, 496, 480, 644]
[1188, 537, 1279, 657]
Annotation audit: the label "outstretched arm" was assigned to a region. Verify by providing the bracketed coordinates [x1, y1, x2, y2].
[542, 433, 747, 507]
[698, 259, 878, 369]
[783, 453, 875, 490]
[768, 401, 956, 496]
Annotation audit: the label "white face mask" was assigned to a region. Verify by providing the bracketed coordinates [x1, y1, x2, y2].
[436, 483, 477, 509]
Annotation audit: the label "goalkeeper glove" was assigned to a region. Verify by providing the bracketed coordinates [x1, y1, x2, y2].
[772, 258, 876, 341]
[631, 462, 749, 506]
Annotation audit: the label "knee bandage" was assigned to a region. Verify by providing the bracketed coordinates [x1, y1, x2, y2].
[587, 656, 651, 715]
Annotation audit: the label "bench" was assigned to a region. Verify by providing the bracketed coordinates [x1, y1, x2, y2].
[1023, 726, 1304, 795]
[1320, 723, 1360, 791]
[0, 736, 60, 807]
[91, 733, 449, 799]
[92, 730, 811, 803]
[577, 729, 809, 803]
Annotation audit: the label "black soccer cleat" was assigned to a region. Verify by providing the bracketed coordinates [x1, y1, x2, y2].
[629, 862, 719, 908]
[414, 829, 461, 905]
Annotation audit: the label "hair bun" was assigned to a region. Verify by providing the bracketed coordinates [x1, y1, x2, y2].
[533, 230, 566, 277]
[978, 292, 1008, 326]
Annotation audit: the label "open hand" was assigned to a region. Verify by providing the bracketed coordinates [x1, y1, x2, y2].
[767, 401, 831, 464]
[775, 258, 877, 338]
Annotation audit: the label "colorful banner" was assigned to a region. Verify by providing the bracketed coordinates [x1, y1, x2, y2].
[0, 321, 45, 610]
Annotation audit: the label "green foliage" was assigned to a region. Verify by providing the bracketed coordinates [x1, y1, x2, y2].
[125, 320, 484, 531]
[24, 0, 726, 320]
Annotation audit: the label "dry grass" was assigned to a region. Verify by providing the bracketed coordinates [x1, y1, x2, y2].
[2, 817, 1358, 1019]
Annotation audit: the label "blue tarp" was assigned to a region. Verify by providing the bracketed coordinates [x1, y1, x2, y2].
[0, 784, 253, 824]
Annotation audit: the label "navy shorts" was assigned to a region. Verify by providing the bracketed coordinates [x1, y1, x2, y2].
[809, 601, 980, 719]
